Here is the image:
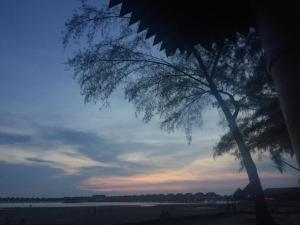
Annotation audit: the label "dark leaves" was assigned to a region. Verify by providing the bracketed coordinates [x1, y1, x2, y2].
[64, 1, 289, 163]
[214, 71, 292, 171]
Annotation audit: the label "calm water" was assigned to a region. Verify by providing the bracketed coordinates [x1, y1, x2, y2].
[0, 201, 232, 208]
[0, 202, 186, 208]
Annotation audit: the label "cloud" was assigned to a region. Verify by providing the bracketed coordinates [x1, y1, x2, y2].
[38, 126, 106, 147]
[80, 154, 295, 194]
[80, 155, 239, 192]
[117, 151, 186, 169]
[0, 112, 297, 195]
[0, 131, 31, 144]
[0, 146, 113, 175]
[0, 123, 126, 176]
[0, 110, 223, 179]
[34, 126, 148, 163]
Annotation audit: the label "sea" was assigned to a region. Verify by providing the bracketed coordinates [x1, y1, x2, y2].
[0, 202, 188, 208]
[0, 201, 230, 208]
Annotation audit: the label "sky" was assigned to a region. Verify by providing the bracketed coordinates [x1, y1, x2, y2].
[0, 0, 298, 197]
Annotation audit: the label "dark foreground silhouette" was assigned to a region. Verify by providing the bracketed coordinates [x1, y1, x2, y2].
[1, 201, 299, 225]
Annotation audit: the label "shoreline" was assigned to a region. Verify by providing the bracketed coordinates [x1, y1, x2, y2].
[0, 201, 234, 209]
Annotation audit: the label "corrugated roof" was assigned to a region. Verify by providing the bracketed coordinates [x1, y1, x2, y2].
[109, 0, 255, 55]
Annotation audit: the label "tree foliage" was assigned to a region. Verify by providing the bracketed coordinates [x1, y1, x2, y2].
[214, 64, 293, 172]
[64, 2, 286, 224]
[64, 1, 265, 143]
[64, 1, 293, 171]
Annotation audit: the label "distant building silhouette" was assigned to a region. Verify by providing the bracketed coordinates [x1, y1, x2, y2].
[233, 186, 300, 201]
[232, 182, 258, 200]
[264, 187, 300, 201]
[232, 188, 246, 200]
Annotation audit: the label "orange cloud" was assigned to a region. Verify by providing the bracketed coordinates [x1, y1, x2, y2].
[80, 156, 242, 192]
[80, 154, 294, 193]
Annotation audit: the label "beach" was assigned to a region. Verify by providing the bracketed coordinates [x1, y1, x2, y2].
[0, 202, 299, 225]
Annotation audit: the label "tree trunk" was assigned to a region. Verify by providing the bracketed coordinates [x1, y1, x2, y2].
[193, 49, 277, 225]
[256, 2, 300, 168]
[211, 88, 276, 225]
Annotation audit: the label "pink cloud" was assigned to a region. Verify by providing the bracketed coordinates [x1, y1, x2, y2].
[79, 155, 296, 193]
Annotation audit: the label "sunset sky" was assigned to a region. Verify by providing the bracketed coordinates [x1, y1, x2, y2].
[0, 0, 298, 197]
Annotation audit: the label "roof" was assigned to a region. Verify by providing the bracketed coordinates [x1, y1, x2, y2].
[109, 0, 255, 55]
[232, 188, 246, 200]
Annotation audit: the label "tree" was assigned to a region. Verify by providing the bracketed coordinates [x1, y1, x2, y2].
[214, 58, 294, 172]
[64, 1, 276, 224]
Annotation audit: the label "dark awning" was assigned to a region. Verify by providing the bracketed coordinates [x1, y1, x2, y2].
[109, 0, 255, 55]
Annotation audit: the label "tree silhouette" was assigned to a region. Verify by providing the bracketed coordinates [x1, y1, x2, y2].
[64, 1, 276, 224]
[214, 58, 294, 172]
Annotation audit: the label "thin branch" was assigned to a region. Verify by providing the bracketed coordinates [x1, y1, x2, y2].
[82, 15, 131, 23]
[281, 160, 300, 172]
[180, 91, 210, 114]
[217, 90, 236, 102]
[161, 74, 209, 89]
[192, 47, 242, 121]
[210, 47, 223, 79]
[191, 47, 212, 84]
[233, 106, 240, 119]
[94, 58, 210, 87]
[218, 90, 240, 119]
[102, 44, 210, 87]
[184, 91, 209, 99]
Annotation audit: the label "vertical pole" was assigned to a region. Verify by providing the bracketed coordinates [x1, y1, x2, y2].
[256, 3, 300, 168]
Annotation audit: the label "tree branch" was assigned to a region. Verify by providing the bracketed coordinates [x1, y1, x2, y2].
[217, 90, 240, 119]
[94, 58, 210, 87]
[210, 47, 223, 79]
[180, 91, 210, 113]
[83, 15, 131, 23]
[281, 160, 300, 172]
[192, 47, 241, 119]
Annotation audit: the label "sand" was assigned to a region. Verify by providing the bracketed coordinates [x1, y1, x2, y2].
[0, 202, 299, 225]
